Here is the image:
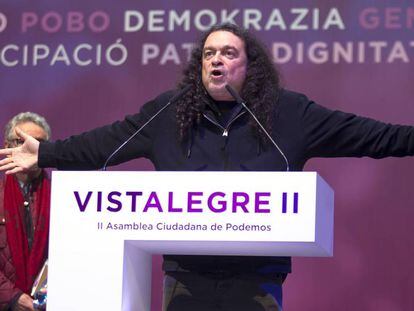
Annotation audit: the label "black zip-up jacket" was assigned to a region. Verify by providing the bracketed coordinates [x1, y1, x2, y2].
[38, 89, 414, 274]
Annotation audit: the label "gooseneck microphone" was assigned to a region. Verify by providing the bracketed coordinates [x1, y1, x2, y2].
[102, 85, 192, 170]
[225, 84, 290, 172]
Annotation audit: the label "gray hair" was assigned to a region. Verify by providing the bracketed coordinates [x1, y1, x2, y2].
[4, 112, 51, 142]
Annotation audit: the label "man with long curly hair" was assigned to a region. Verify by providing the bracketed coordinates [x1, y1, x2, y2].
[164, 24, 288, 311]
[0, 23, 413, 310]
[176, 24, 280, 147]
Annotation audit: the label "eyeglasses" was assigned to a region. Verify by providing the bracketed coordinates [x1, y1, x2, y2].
[7, 138, 46, 147]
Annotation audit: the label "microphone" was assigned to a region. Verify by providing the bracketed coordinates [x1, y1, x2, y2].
[225, 84, 290, 171]
[102, 85, 192, 170]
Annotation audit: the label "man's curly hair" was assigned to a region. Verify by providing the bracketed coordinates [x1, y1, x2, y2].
[176, 23, 281, 143]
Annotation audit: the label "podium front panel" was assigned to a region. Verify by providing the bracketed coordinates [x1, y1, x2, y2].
[48, 171, 334, 310]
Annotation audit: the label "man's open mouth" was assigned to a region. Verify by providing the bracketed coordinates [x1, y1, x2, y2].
[211, 69, 223, 77]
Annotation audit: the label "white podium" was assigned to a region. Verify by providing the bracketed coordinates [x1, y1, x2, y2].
[48, 171, 334, 310]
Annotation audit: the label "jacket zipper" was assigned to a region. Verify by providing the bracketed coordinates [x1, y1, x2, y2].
[203, 111, 246, 136]
[203, 110, 246, 170]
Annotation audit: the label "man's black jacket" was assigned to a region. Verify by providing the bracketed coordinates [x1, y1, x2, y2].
[39, 89, 414, 274]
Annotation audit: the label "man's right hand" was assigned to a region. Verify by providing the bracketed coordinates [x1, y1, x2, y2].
[12, 293, 34, 311]
[0, 128, 40, 175]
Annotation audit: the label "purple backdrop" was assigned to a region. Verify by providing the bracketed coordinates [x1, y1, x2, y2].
[1, 1, 413, 310]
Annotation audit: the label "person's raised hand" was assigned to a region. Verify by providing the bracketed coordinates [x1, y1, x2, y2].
[0, 127, 40, 175]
